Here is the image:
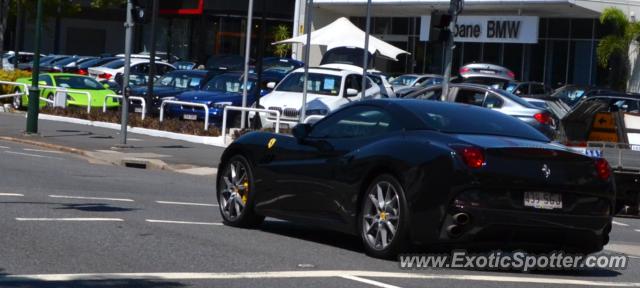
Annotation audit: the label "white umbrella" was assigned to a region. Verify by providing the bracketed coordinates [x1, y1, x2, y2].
[274, 17, 410, 61]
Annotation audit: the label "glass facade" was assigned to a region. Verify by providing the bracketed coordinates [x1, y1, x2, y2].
[351, 17, 606, 88]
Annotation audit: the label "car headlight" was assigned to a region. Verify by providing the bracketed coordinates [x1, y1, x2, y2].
[306, 109, 328, 116]
[211, 101, 233, 109]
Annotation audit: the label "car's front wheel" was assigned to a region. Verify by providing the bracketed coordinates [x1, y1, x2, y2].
[217, 155, 264, 227]
[359, 174, 409, 259]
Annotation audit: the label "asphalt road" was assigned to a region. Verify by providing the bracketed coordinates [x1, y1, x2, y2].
[1, 139, 639, 288]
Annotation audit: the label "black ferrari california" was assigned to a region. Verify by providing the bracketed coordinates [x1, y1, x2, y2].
[216, 99, 614, 258]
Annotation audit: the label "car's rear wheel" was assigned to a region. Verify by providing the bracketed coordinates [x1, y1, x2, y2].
[217, 155, 264, 227]
[12, 88, 22, 110]
[359, 174, 409, 259]
[46, 93, 54, 107]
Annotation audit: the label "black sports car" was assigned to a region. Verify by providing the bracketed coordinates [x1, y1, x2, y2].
[216, 99, 614, 258]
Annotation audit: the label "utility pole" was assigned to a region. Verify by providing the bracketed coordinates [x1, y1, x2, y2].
[120, 0, 135, 145]
[253, 0, 266, 129]
[361, 0, 371, 100]
[240, 0, 254, 129]
[146, 0, 159, 114]
[25, 0, 43, 134]
[441, 0, 464, 101]
[299, 0, 313, 123]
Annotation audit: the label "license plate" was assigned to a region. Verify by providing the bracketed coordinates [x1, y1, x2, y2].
[524, 192, 562, 210]
[134, 107, 142, 113]
[183, 114, 197, 120]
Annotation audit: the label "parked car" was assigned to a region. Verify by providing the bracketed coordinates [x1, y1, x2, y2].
[368, 72, 396, 98]
[393, 75, 443, 98]
[62, 56, 121, 75]
[166, 72, 285, 127]
[255, 66, 381, 128]
[459, 63, 516, 81]
[206, 55, 246, 75]
[12, 73, 119, 110]
[404, 83, 557, 139]
[217, 99, 614, 258]
[173, 61, 198, 70]
[551, 85, 624, 107]
[389, 74, 442, 91]
[129, 69, 217, 115]
[255, 57, 304, 74]
[505, 81, 553, 98]
[41, 56, 98, 73]
[2, 51, 41, 70]
[88, 58, 175, 86]
[19, 55, 71, 71]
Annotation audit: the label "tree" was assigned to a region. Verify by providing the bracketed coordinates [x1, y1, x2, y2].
[597, 7, 640, 91]
[272, 24, 291, 58]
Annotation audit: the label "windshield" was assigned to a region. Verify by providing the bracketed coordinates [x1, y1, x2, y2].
[276, 72, 342, 96]
[203, 74, 255, 93]
[54, 75, 105, 90]
[406, 101, 549, 142]
[156, 72, 204, 89]
[103, 59, 125, 69]
[391, 75, 418, 86]
[262, 58, 299, 73]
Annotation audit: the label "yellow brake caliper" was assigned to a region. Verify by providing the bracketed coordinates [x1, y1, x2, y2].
[241, 181, 249, 204]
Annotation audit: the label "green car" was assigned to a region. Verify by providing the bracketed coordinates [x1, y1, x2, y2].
[13, 73, 120, 110]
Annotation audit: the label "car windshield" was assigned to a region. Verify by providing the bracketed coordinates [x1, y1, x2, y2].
[156, 73, 204, 89]
[406, 101, 549, 142]
[276, 72, 342, 96]
[262, 58, 298, 73]
[203, 74, 255, 93]
[103, 59, 125, 69]
[391, 75, 417, 86]
[54, 75, 105, 90]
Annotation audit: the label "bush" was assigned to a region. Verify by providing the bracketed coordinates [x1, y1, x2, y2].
[41, 107, 222, 137]
[0, 69, 31, 104]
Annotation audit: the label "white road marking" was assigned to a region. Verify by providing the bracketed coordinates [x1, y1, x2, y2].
[635, 229, 640, 233]
[23, 148, 63, 154]
[0, 193, 24, 197]
[613, 221, 630, 227]
[0, 145, 9, 149]
[156, 200, 218, 207]
[145, 219, 223, 226]
[128, 138, 143, 142]
[341, 275, 402, 288]
[4, 151, 62, 160]
[1, 270, 640, 287]
[49, 195, 134, 202]
[16, 218, 124, 222]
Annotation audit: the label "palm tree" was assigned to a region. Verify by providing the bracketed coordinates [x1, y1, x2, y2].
[597, 7, 640, 91]
[273, 25, 291, 58]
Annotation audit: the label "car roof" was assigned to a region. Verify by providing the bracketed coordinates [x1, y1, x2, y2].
[291, 66, 352, 76]
[43, 73, 93, 77]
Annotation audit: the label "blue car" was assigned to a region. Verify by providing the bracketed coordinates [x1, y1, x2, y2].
[129, 70, 216, 115]
[167, 72, 285, 127]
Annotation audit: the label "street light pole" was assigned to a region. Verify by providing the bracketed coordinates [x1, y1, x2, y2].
[120, 0, 135, 145]
[361, 0, 371, 100]
[240, 0, 254, 129]
[299, 0, 313, 123]
[25, 0, 43, 134]
[146, 0, 159, 113]
[13, 0, 22, 69]
[441, 0, 464, 102]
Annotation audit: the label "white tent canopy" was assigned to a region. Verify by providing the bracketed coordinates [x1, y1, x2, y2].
[274, 17, 410, 61]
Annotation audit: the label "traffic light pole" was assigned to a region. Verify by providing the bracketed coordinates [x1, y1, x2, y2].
[120, 0, 134, 145]
[441, 0, 463, 102]
[26, 0, 43, 134]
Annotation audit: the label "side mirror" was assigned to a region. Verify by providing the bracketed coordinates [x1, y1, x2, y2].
[346, 88, 359, 97]
[38, 81, 47, 86]
[266, 82, 276, 89]
[292, 123, 311, 141]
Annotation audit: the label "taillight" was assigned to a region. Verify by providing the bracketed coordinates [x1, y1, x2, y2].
[507, 70, 516, 79]
[100, 73, 112, 80]
[454, 146, 485, 168]
[77, 69, 88, 75]
[459, 67, 471, 74]
[534, 112, 552, 125]
[595, 158, 611, 180]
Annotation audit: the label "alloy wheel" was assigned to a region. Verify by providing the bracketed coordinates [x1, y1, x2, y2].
[362, 180, 400, 251]
[219, 160, 250, 221]
[12, 93, 21, 110]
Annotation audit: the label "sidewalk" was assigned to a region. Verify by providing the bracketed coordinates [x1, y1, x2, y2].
[0, 112, 225, 176]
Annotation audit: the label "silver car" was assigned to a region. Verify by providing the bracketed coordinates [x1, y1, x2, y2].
[404, 83, 557, 139]
[459, 63, 515, 81]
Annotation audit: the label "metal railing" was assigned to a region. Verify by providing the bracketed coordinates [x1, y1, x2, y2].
[37, 85, 91, 112]
[222, 106, 281, 144]
[0, 81, 28, 104]
[103, 94, 147, 120]
[160, 99, 210, 130]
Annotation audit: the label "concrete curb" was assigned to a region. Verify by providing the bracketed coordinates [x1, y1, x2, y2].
[0, 136, 217, 176]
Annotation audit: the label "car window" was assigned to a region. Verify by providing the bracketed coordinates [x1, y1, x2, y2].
[611, 99, 640, 113]
[204, 74, 255, 93]
[408, 88, 442, 100]
[344, 75, 363, 93]
[390, 75, 417, 86]
[455, 88, 486, 106]
[54, 75, 104, 90]
[309, 106, 398, 139]
[483, 93, 503, 108]
[156, 63, 174, 75]
[38, 75, 53, 86]
[276, 72, 341, 96]
[531, 84, 546, 95]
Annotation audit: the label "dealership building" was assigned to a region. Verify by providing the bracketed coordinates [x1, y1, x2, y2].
[292, 0, 640, 87]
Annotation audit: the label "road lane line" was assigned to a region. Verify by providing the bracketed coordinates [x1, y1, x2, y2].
[23, 148, 64, 154]
[612, 221, 629, 227]
[4, 151, 62, 160]
[49, 195, 134, 202]
[635, 229, 640, 233]
[145, 219, 223, 226]
[341, 275, 402, 288]
[16, 218, 124, 222]
[0, 193, 24, 197]
[0, 145, 9, 149]
[1, 271, 640, 286]
[156, 200, 218, 207]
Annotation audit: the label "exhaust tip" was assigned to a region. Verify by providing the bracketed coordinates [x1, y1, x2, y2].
[447, 224, 463, 238]
[453, 213, 470, 225]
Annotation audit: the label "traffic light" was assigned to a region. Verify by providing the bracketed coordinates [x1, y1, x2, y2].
[131, 0, 147, 23]
[429, 13, 452, 42]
